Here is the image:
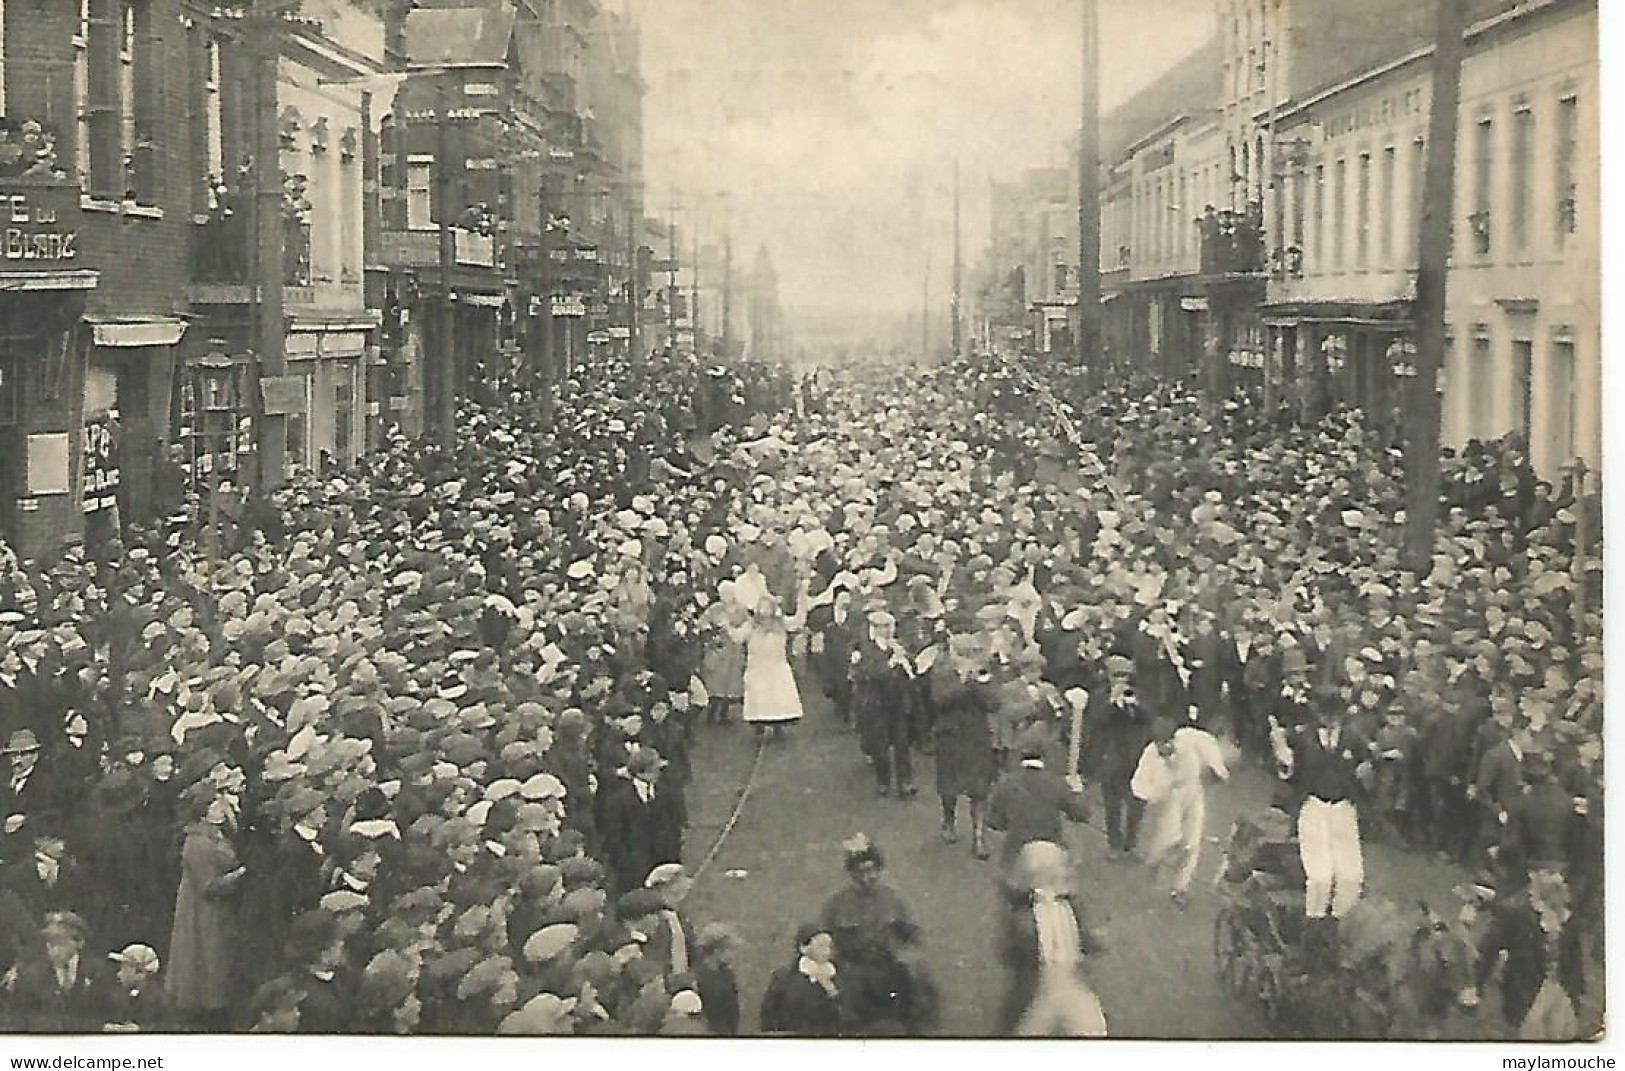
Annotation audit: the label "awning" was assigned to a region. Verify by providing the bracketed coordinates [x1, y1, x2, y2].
[89, 317, 187, 348]
[456, 292, 507, 308]
[0, 270, 98, 293]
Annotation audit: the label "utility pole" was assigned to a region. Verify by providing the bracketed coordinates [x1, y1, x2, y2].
[252, 13, 286, 494]
[952, 160, 963, 360]
[722, 218, 733, 362]
[1076, 0, 1102, 384]
[626, 195, 640, 363]
[666, 193, 679, 352]
[691, 225, 701, 355]
[921, 249, 931, 364]
[1402, 0, 1467, 574]
[537, 171, 557, 417]
[433, 76, 456, 447]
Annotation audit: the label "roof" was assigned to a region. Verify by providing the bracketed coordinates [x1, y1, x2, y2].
[402, 4, 517, 70]
[1283, 0, 1522, 103]
[1100, 35, 1223, 168]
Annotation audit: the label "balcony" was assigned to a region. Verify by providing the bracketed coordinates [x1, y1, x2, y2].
[1198, 205, 1265, 276]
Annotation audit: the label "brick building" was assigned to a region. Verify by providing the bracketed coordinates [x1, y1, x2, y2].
[0, 0, 195, 559]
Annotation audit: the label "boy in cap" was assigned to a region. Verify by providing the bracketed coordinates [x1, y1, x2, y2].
[103, 944, 168, 1031]
[643, 863, 695, 976]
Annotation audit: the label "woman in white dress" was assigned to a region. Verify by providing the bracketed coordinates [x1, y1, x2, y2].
[741, 591, 807, 741]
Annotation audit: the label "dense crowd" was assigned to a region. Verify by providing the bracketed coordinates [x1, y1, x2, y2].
[0, 345, 1602, 1037]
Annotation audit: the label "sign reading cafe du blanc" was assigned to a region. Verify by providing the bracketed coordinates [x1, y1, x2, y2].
[4, 185, 80, 263]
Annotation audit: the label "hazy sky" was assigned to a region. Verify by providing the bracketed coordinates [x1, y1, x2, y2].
[628, 0, 1215, 340]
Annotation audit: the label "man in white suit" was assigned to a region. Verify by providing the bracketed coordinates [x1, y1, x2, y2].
[1132, 713, 1230, 906]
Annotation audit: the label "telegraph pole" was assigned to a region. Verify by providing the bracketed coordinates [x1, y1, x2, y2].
[433, 76, 455, 446]
[1076, 0, 1102, 383]
[666, 193, 679, 352]
[1403, 0, 1467, 574]
[691, 226, 701, 354]
[952, 160, 963, 360]
[252, 13, 286, 492]
[626, 197, 640, 363]
[722, 221, 733, 362]
[921, 249, 931, 364]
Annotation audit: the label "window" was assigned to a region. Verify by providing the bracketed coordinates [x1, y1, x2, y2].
[1555, 93, 1578, 245]
[1548, 331, 1577, 464]
[1471, 117, 1493, 257]
[205, 37, 223, 183]
[334, 362, 356, 463]
[1411, 138, 1426, 259]
[74, 0, 91, 189]
[1312, 163, 1325, 270]
[1511, 337, 1533, 441]
[340, 147, 359, 279]
[1510, 106, 1532, 256]
[1332, 157, 1346, 267]
[120, 2, 134, 197]
[1470, 326, 1494, 441]
[1379, 147, 1395, 264]
[1356, 152, 1371, 266]
[406, 156, 434, 229]
[1291, 166, 1306, 249]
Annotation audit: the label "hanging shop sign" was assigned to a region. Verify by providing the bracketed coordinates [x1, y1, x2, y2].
[587, 331, 610, 344]
[80, 417, 119, 513]
[607, 326, 631, 340]
[3, 184, 81, 263]
[261, 375, 309, 416]
[551, 296, 586, 318]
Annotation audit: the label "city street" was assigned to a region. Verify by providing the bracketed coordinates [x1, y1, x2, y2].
[0, 0, 1604, 1049]
[684, 680, 1493, 1038]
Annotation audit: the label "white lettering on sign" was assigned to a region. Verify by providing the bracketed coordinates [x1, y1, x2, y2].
[9, 195, 59, 224]
[5, 229, 76, 260]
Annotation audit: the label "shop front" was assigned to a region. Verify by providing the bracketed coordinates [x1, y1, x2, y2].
[0, 181, 99, 559]
[282, 323, 372, 474]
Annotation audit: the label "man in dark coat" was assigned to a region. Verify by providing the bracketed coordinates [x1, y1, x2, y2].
[598, 748, 683, 897]
[851, 616, 914, 798]
[1087, 667, 1148, 859]
[986, 727, 1090, 874]
[1473, 720, 1526, 862]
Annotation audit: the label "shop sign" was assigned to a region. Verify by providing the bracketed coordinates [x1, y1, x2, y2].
[81, 417, 119, 513]
[3, 185, 80, 264]
[551, 296, 586, 318]
[261, 375, 308, 416]
[26, 433, 70, 496]
[608, 326, 631, 340]
[456, 232, 495, 268]
[588, 331, 610, 344]
[587, 301, 609, 317]
[1180, 296, 1208, 312]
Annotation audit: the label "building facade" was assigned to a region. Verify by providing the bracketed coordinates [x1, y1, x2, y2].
[1, 0, 196, 558]
[1260, 0, 1598, 476]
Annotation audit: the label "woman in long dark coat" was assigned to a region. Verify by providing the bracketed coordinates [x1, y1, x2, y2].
[165, 800, 244, 1030]
[932, 669, 997, 859]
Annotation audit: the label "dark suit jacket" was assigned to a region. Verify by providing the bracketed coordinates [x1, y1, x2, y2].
[6, 954, 109, 1031]
[987, 765, 1089, 870]
[598, 779, 683, 895]
[759, 965, 844, 1036]
[1475, 741, 1525, 814]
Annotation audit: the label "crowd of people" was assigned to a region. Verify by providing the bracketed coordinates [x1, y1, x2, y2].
[0, 340, 1602, 1038]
